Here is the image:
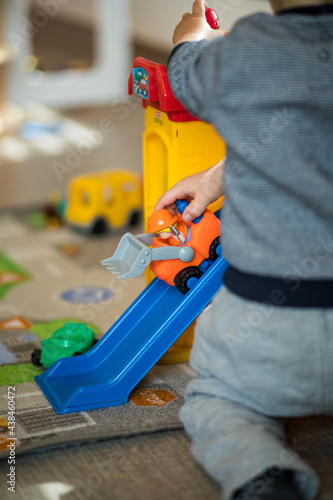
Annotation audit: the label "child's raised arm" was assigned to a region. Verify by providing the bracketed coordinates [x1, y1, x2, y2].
[173, 0, 227, 46]
[154, 159, 225, 222]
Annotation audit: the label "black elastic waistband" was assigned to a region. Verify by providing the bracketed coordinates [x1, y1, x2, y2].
[223, 266, 333, 308]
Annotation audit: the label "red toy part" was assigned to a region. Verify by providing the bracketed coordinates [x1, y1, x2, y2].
[149, 209, 220, 289]
[205, 8, 219, 30]
[128, 57, 199, 122]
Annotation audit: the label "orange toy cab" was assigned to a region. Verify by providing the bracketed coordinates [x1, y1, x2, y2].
[101, 199, 221, 295]
[147, 200, 221, 293]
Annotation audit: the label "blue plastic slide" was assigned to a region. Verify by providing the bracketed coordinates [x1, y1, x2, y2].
[35, 256, 228, 414]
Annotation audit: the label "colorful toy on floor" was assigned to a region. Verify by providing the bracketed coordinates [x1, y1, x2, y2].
[101, 200, 221, 293]
[31, 322, 96, 369]
[128, 58, 226, 232]
[66, 169, 142, 234]
[128, 7, 225, 361]
[33, 7, 229, 412]
[35, 251, 228, 413]
[35, 197, 227, 414]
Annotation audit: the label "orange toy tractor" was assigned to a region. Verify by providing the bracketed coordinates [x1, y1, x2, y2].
[102, 200, 221, 294]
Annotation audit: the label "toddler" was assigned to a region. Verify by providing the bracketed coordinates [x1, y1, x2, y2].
[154, 0, 333, 499]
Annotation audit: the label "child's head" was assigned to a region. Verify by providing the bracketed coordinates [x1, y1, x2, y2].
[270, 0, 333, 12]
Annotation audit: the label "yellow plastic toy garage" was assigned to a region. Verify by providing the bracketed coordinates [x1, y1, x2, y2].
[128, 57, 226, 363]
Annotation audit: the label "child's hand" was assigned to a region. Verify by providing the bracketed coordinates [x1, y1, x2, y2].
[153, 159, 225, 223]
[173, 0, 227, 46]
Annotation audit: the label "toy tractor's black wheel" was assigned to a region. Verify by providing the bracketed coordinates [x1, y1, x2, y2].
[31, 349, 42, 367]
[92, 218, 107, 234]
[174, 267, 203, 294]
[129, 210, 141, 227]
[209, 237, 221, 261]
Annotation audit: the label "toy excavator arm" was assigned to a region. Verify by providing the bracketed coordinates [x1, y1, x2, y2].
[101, 233, 194, 280]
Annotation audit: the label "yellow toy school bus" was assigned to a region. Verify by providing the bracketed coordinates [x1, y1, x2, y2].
[66, 169, 142, 234]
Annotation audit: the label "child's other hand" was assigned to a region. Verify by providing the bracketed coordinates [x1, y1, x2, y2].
[173, 0, 227, 46]
[153, 159, 225, 223]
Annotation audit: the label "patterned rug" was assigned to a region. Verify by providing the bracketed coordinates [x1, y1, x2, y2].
[1, 214, 333, 500]
[0, 214, 193, 458]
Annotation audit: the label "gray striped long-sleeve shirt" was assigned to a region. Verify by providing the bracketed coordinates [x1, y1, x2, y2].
[168, 12, 333, 280]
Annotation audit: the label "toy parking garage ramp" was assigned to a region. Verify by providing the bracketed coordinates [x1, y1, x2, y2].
[35, 255, 228, 414]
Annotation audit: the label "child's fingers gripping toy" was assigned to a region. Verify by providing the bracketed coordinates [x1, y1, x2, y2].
[101, 200, 221, 294]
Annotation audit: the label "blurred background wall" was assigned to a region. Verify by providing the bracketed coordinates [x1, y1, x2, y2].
[0, 0, 271, 209]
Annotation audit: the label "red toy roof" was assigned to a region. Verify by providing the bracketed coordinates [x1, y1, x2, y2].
[128, 57, 198, 122]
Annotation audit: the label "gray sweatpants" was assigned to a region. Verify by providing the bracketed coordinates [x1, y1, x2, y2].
[180, 286, 333, 500]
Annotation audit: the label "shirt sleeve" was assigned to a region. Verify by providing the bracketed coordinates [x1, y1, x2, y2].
[167, 37, 226, 123]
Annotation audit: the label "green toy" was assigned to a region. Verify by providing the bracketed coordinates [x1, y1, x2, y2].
[31, 322, 96, 369]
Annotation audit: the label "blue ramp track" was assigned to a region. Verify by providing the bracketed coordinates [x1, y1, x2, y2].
[36, 256, 229, 414]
